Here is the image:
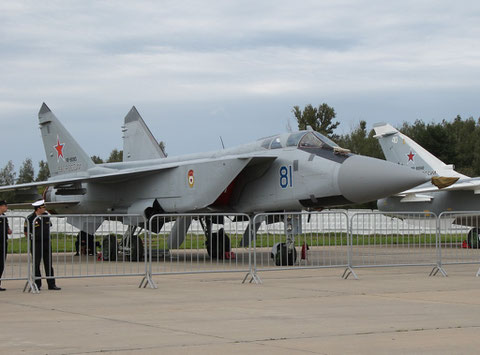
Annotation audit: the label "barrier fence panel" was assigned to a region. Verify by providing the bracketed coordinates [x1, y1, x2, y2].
[438, 212, 480, 272]
[148, 213, 251, 279]
[13, 209, 480, 292]
[349, 212, 439, 273]
[251, 212, 349, 279]
[28, 214, 146, 292]
[0, 216, 30, 285]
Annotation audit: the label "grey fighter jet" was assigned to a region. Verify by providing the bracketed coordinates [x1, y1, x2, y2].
[374, 123, 480, 246]
[1, 104, 430, 252]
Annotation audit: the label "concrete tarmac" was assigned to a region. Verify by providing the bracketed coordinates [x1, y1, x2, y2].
[1, 265, 480, 354]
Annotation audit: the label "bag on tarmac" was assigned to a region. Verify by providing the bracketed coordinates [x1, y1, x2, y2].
[271, 242, 296, 266]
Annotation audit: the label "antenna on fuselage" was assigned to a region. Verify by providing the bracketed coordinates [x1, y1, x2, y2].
[219, 136, 225, 149]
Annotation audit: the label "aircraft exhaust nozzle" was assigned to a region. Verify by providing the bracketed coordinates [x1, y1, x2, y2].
[338, 156, 429, 203]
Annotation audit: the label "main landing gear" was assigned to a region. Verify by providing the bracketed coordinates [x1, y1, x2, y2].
[200, 216, 233, 259]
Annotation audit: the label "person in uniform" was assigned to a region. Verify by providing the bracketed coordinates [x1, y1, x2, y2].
[0, 200, 12, 291]
[24, 200, 61, 291]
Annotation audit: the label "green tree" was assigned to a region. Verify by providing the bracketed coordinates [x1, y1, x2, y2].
[337, 121, 384, 159]
[17, 158, 35, 184]
[445, 116, 480, 176]
[292, 103, 340, 139]
[91, 155, 104, 164]
[36, 160, 50, 181]
[107, 149, 123, 163]
[0, 161, 16, 201]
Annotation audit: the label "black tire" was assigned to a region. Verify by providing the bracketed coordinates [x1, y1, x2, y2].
[467, 228, 480, 249]
[206, 228, 231, 259]
[76, 231, 95, 255]
[102, 234, 118, 261]
[274, 243, 297, 266]
[130, 234, 144, 261]
[86, 233, 95, 255]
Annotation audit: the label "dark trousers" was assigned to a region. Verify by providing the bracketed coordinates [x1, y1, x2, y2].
[0, 238, 6, 285]
[30, 238, 55, 288]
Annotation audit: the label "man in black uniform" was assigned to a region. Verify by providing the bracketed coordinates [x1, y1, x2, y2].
[0, 200, 12, 291]
[24, 200, 61, 291]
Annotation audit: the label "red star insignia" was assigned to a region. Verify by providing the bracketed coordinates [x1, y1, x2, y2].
[54, 137, 65, 161]
[407, 151, 415, 162]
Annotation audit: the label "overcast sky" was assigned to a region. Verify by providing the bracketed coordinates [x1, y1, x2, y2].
[1, 1, 480, 174]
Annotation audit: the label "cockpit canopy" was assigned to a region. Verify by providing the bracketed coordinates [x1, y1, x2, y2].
[261, 131, 340, 150]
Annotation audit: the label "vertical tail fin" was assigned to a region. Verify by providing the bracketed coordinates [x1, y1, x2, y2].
[373, 123, 466, 178]
[122, 106, 166, 161]
[38, 103, 95, 177]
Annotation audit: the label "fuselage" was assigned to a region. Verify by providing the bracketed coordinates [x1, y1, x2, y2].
[45, 130, 428, 217]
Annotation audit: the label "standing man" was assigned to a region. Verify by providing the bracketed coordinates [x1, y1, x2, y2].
[0, 200, 12, 291]
[24, 200, 61, 291]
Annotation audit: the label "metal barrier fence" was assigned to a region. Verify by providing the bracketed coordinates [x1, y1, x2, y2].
[251, 212, 350, 281]
[4, 210, 480, 293]
[28, 214, 147, 293]
[0, 216, 30, 287]
[438, 212, 480, 275]
[348, 212, 441, 277]
[147, 214, 252, 285]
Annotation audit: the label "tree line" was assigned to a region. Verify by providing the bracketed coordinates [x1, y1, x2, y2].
[1, 104, 479, 204]
[293, 103, 480, 177]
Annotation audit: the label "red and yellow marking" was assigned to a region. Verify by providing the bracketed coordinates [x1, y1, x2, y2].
[188, 169, 195, 188]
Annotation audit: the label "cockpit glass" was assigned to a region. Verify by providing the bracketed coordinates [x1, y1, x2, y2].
[262, 131, 340, 150]
[286, 132, 306, 147]
[270, 136, 283, 149]
[298, 132, 324, 148]
[261, 137, 274, 149]
[313, 131, 339, 148]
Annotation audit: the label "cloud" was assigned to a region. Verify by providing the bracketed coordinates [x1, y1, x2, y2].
[1, 0, 480, 170]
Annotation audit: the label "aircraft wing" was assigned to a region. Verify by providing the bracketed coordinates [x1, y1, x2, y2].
[0, 162, 181, 193]
[395, 177, 480, 197]
[0, 155, 277, 207]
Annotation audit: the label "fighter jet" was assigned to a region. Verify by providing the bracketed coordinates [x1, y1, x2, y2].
[374, 123, 480, 246]
[1, 104, 431, 253]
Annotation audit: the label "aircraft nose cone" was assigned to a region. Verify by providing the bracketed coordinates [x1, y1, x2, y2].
[338, 155, 429, 203]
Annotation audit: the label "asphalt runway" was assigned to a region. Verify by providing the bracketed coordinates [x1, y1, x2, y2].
[1, 264, 480, 354]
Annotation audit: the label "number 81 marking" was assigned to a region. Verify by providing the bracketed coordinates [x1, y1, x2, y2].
[280, 165, 293, 188]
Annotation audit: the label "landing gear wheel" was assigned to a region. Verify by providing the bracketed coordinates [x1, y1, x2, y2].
[130, 234, 144, 261]
[467, 228, 480, 249]
[206, 228, 231, 259]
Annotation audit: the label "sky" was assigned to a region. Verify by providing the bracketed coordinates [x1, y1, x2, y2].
[1, 0, 480, 175]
